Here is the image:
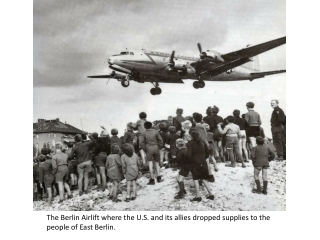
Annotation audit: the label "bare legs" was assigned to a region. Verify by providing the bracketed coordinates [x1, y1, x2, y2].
[99, 166, 107, 189]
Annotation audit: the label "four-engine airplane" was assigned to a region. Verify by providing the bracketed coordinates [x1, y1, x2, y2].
[88, 36, 286, 95]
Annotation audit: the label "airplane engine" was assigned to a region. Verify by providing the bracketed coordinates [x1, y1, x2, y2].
[205, 50, 224, 63]
[173, 63, 187, 74]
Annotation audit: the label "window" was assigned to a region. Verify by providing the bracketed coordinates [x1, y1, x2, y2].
[36, 135, 38, 139]
[120, 52, 129, 55]
[54, 134, 56, 138]
[48, 133, 51, 138]
[130, 52, 134, 55]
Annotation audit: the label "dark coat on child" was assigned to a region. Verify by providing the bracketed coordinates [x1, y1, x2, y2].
[186, 140, 209, 180]
[121, 153, 140, 181]
[250, 145, 275, 168]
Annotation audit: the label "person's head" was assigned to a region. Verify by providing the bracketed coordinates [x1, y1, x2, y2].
[139, 112, 147, 119]
[176, 138, 186, 149]
[193, 113, 202, 123]
[126, 122, 133, 131]
[181, 120, 192, 131]
[233, 109, 240, 117]
[206, 107, 212, 115]
[246, 102, 255, 109]
[176, 108, 183, 116]
[256, 136, 265, 145]
[67, 142, 74, 148]
[241, 114, 245, 119]
[168, 126, 176, 134]
[100, 129, 109, 137]
[33, 156, 39, 164]
[227, 116, 235, 123]
[111, 144, 120, 154]
[81, 133, 87, 141]
[159, 122, 167, 131]
[190, 130, 201, 143]
[74, 134, 82, 143]
[38, 154, 46, 163]
[271, 100, 279, 109]
[89, 132, 99, 141]
[144, 121, 152, 129]
[111, 128, 118, 136]
[122, 143, 134, 157]
[55, 142, 63, 151]
[41, 148, 48, 155]
[212, 105, 219, 114]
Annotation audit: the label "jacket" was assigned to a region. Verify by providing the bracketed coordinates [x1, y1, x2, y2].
[68, 141, 95, 164]
[106, 154, 123, 180]
[140, 129, 164, 150]
[173, 115, 186, 131]
[271, 107, 286, 127]
[251, 145, 275, 167]
[38, 160, 54, 183]
[52, 151, 69, 173]
[245, 110, 262, 126]
[123, 130, 135, 145]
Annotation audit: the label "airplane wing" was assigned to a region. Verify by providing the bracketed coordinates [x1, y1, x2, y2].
[87, 73, 126, 80]
[200, 58, 251, 76]
[250, 70, 286, 78]
[221, 36, 286, 61]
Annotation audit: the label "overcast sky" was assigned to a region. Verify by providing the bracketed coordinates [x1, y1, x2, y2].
[34, 0, 286, 137]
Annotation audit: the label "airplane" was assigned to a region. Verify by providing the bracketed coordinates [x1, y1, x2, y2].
[88, 36, 286, 95]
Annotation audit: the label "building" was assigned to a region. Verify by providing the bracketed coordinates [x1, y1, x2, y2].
[33, 118, 86, 153]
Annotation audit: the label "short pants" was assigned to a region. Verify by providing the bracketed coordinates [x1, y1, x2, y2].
[77, 160, 92, 174]
[179, 164, 192, 177]
[145, 145, 160, 162]
[68, 160, 77, 175]
[226, 136, 239, 149]
[44, 175, 55, 188]
[247, 126, 260, 137]
[96, 152, 107, 167]
[239, 130, 246, 139]
[213, 128, 222, 141]
[55, 165, 69, 182]
[254, 166, 269, 170]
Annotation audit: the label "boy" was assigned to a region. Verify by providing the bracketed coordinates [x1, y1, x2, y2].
[173, 108, 186, 132]
[217, 116, 246, 168]
[140, 121, 164, 184]
[165, 126, 180, 169]
[110, 128, 123, 153]
[245, 102, 262, 147]
[212, 105, 224, 162]
[38, 154, 55, 205]
[123, 122, 135, 146]
[251, 136, 275, 194]
[135, 112, 147, 168]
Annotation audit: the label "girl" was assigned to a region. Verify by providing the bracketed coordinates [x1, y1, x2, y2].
[250, 136, 275, 195]
[121, 144, 141, 202]
[38, 154, 55, 205]
[187, 131, 214, 202]
[106, 144, 123, 202]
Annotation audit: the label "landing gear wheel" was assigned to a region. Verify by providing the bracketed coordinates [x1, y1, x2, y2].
[155, 87, 162, 95]
[121, 80, 130, 87]
[150, 88, 157, 95]
[193, 81, 200, 89]
[198, 81, 205, 88]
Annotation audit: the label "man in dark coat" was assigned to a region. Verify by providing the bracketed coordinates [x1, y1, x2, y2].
[270, 100, 286, 160]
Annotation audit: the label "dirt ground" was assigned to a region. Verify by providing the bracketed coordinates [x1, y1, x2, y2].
[33, 160, 286, 211]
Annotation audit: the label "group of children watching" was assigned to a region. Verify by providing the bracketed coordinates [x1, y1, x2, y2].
[33, 102, 277, 205]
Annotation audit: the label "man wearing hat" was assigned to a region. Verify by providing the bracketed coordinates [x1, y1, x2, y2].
[245, 102, 262, 147]
[270, 100, 286, 160]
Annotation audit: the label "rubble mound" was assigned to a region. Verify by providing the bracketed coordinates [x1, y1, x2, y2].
[33, 161, 286, 211]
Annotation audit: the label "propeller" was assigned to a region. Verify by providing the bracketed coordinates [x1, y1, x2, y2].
[197, 43, 207, 59]
[168, 51, 175, 68]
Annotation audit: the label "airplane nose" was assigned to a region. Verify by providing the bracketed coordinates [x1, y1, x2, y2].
[108, 58, 114, 65]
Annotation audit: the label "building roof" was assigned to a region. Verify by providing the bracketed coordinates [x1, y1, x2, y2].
[33, 118, 86, 134]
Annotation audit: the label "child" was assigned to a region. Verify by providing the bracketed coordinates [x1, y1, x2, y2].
[135, 112, 147, 168]
[173, 108, 186, 132]
[217, 116, 246, 168]
[110, 128, 123, 153]
[165, 126, 180, 169]
[174, 138, 190, 199]
[123, 122, 135, 146]
[158, 123, 169, 168]
[250, 136, 275, 195]
[181, 120, 192, 142]
[140, 121, 164, 184]
[106, 144, 123, 202]
[66, 142, 78, 191]
[203, 123, 218, 173]
[244, 102, 262, 147]
[121, 144, 141, 202]
[38, 154, 55, 205]
[187, 131, 214, 202]
[52, 142, 72, 202]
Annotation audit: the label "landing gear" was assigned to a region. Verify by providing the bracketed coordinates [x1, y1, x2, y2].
[121, 80, 130, 87]
[193, 80, 205, 89]
[150, 82, 162, 95]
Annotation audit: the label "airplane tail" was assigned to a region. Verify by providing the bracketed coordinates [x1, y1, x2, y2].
[243, 55, 260, 71]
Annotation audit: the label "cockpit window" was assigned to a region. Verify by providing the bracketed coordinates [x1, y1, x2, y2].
[130, 52, 134, 55]
[120, 52, 129, 55]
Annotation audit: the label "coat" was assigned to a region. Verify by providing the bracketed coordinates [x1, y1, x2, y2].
[106, 154, 123, 180]
[186, 140, 209, 180]
[121, 153, 140, 181]
[250, 145, 275, 167]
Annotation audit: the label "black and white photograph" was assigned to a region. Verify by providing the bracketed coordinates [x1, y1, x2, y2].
[33, 0, 286, 211]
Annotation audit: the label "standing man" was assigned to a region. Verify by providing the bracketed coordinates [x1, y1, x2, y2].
[270, 100, 286, 160]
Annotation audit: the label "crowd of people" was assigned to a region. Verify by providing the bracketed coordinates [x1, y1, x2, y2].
[33, 100, 286, 205]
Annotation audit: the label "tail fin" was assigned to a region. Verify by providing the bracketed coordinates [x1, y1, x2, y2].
[243, 55, 260, 71]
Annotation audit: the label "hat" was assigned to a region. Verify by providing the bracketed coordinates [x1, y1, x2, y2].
[227, 116, 235, 122]
[181, 120, 192, 131]
[256, 136, 265, 145]
[212, 105, 219, 113]
[176, 138, 186, 149]
[246, 102, 255, 108]
[100, 129, 109, 137]
[111, 129, 118, 135]
[233, 109, 240, 116]
[144, 121, 152, 129]
[176, 108, 183, 115]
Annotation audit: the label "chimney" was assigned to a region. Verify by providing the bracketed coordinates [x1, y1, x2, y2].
[37, 119, 45, 129]
[56, 118, 60, 122]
